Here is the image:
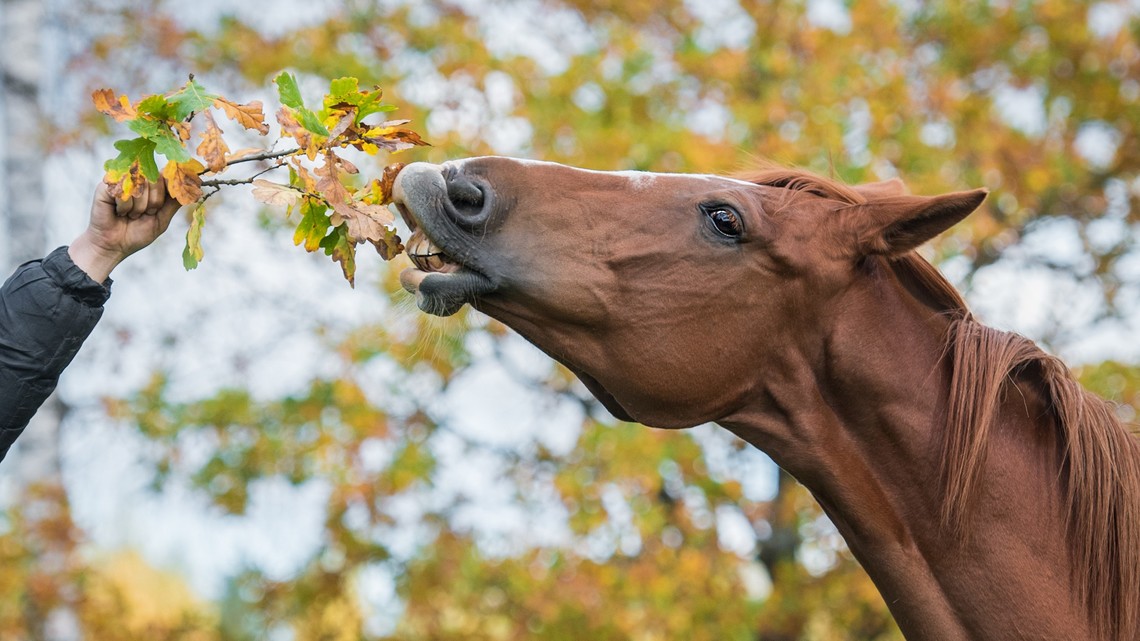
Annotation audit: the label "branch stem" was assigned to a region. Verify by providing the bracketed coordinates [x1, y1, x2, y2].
[201, 162, 285, 188]
[223, 147, 301, 166]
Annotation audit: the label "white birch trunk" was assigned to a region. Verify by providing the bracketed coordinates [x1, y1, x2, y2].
[0, 0, 65, 497]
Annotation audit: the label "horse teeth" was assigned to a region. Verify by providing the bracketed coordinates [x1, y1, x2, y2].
[405, 229, 455, 272]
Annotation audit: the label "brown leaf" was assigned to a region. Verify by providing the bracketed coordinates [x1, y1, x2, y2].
[277, 106, 315, 159]
[314, 153, 398, 248]
[327, 108, 356, 142]
[251, 179, 304, 207]
[172, 121, 192, 143]
[162, 159, 206, 205]
[376, 163, 405, 205]
[362, 125, 430, 153]
[105, 162, 144, 201]
[338, 155, 360, 175]
[374, 228, 404, 260]
[290, 159, 318, 193]
[196, 111, 229, 173]
[315, 154, 352, 207]
[92, 89, 137, 122]
[374, 227, 404, 261]
[214, 97, 269, 134]
[341, 202, 395, 244]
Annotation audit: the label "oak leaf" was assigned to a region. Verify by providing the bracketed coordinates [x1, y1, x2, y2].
[277, 106, 317, 159]
[135, 94, 173, 121]
[162, 159, 206, 205]
[104, 137, 159, 200]
[362, 122, 429, 153]
[92, 89, 137, 122]
[172, 121, 192, 143]
[105, 161, 145, 201]
[294, 197, 331, 252]
[274, 71, 304, 110]
[167, 77, 217, 121]
[183, 203, 206, 270]
[197, 111, 229, 173]
[373, 163, 405, 205]
[289, 159, 318, 193]
[327, 107, 357, 142]
[341, 202, 395, 245]
[251, 179, 304, 207]
[320, 225, 357, 286]
[314, 154, 354, 216]
[214, 97, 269, 134]
[375, 226, 404, 261]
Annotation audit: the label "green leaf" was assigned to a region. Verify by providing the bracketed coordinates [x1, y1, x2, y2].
[297, 107, 330, 137]
[293, 197, 330, 252]
[105, 137, 159, 182]
[328, 77, 359, 103]
[167, 78, 218, 121]
[128, 118, 163, 138]
[153, 129, 191, 163]
[320, 224, 357, 286]
[128, 119, 191, 163]
[136, 94, 175, 121]
[275, 71, 304, 110]
[183, 203, 206, 270]
[323, 77, 396, 123]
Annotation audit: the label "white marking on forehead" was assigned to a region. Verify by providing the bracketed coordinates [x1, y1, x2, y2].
[447, 156, 760, 191]
[613, 170, 658, 189]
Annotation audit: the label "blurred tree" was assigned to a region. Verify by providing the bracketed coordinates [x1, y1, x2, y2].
[4, 0, 1140, 639]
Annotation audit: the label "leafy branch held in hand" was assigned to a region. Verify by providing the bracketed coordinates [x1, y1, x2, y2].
[93, 73, 429, 285]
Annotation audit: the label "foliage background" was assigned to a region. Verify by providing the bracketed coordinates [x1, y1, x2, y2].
[3, 0, 1140, 639]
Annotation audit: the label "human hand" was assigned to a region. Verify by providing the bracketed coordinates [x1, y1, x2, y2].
[69, 179, 182, 282]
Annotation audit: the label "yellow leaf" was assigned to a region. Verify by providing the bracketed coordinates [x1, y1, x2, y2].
[92, 89, 137, 122]
[162, 159, 205, 205]
[196, 111, 229, 173]
[213, 97, 269, 134]
[105, 162, 144, 201]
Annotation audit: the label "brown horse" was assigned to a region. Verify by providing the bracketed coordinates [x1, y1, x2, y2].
[392, 157, 1140, 641]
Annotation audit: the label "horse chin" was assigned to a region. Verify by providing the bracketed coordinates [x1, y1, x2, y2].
[400, 267, 495, 316]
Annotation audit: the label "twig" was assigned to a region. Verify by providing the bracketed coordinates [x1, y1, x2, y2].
[201, 162, 285, 188]
[223, 147, 301, 167]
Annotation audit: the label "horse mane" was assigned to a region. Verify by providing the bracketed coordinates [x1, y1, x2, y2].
[744, 165, 1140, 640]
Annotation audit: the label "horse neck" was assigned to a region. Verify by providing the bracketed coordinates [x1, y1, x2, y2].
[722, 258, 1092, 641]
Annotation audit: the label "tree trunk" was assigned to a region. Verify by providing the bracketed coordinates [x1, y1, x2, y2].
[0, 0, 64, 497]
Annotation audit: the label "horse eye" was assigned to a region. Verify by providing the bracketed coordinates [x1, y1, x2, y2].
[705, 206, 743, 238]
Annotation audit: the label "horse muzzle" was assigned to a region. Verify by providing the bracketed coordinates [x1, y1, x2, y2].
[392, 162, 500, 316]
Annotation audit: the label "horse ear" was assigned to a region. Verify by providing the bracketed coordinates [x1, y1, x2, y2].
[849, 189, 987, 256]
[853, 177, 908, 199]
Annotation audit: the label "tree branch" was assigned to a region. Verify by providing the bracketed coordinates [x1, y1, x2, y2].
[201, 162, 284, 188]
[223, 147, 300, 167]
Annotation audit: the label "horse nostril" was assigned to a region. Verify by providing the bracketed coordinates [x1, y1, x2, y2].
[447, 176, 485, 213]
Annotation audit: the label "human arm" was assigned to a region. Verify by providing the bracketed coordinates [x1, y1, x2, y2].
[0, 180, 180, 461]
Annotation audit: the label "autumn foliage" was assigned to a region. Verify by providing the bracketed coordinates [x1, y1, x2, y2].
[5, 1, 1140, 640]
[94, 73, 427, 285]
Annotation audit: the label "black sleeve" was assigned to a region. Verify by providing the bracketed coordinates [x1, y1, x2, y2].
[0, 246, 111, 462]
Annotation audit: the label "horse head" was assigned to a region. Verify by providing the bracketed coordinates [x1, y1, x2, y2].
[392, 157, 985, 429]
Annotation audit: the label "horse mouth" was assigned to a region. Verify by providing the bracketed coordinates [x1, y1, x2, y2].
[404, 226, 462, 275]
[392, 166, 498, 316]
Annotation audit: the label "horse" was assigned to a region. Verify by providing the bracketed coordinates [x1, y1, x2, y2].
[391, 156, 1140, 641]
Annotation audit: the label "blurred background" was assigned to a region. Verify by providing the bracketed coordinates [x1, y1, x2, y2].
[2, 0, 1139, 639]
